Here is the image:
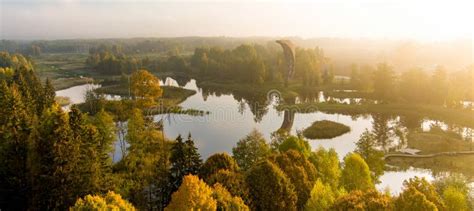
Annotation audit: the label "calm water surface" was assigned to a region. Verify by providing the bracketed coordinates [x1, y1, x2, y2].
[57, 78, 472, 194]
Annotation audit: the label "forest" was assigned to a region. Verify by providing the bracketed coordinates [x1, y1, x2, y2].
[1, 41, 473, 210]
[3, 0, 474, 209]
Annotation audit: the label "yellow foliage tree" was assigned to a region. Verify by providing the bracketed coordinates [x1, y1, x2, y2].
[70, 191, 136, 210]
[165, 175, 217, 211]
[130, 69, 162, 107]
[212, 183, 249, 211]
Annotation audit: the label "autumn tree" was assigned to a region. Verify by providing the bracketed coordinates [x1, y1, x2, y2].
[270, 150, 318, 209]
[232, 129, 271, 170]
[212, 183, 249, 211]
[278, 135, 311, 157]
[341, 153, 374, 191]
[0, 52, 33, 70]
[434, 174, 472, 210]
[70, 191, 136, 211]
[207, 169, 250, 205]
[309, 147, 341, 189]
[118, 108, 169, 209]
[355, 129, 385, 182]
[165, 175, 217, 211]
[200, 153, 239, 181]
[332, 189, 393, 210]
[88, 109, 116, 168]
[245, 160, 297, 211]
[442, 186, 469, 211]
[400, 177, 446, 210]
[395, 187, 437, 211]
[130, 69, 162, 107]
[304, 179, 336, 211]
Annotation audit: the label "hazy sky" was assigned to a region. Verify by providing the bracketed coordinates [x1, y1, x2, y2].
[1, 0, 473, 40]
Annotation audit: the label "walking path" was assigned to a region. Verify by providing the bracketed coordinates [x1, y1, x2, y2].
[384, 151, 474, 160]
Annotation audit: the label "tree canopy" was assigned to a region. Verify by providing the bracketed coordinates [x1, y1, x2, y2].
[165, 175, 217, 211]
[340, 153, 374, 192]
[245, 160, 297, 211]
[232, 129, 271, 170]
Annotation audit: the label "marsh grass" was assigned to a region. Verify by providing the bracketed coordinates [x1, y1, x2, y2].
[407, 130, 470, 155]
[303, 120, 350, 139]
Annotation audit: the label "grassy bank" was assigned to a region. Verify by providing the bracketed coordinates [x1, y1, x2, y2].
[406, 130, 470, 155]
[95, 84, 196, 105]
[52, 77, 94, 90]
[303, 120, 350, 139]
[386, 154, 474, 177]
[278, 102, 474, 128]
[78, 98, 207, 121]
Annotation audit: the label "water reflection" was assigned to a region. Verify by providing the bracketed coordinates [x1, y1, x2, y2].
[56, 77, 474, 193]
[55, 83, 100, 105]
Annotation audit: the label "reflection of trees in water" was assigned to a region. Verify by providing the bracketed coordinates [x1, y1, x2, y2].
[237, 100, 246, 115]
[386, 155, 474, 179]
[279, 109, 295, 132]
[247, 99, 269, 123]
[371, 114, 407, 152]
[399, 114, 423, 130]
[197, 82, 271, 123]
[295, 89, 320, 103]
[174, 76, 191, 87]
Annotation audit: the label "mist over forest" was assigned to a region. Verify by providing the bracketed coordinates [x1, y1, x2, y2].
[1, 37, 472, 75]
[1, 0, 474, 210]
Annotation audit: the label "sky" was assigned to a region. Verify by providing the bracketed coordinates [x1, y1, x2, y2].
[0, 0, 473, 41]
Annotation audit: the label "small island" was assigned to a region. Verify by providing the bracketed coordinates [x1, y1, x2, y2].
[303, 120, 351, 139]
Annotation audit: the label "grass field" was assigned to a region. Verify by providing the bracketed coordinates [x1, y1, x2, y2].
[33, 53, 97, 90]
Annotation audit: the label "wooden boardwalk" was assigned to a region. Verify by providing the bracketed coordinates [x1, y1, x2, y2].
[384, 151, 474, 160]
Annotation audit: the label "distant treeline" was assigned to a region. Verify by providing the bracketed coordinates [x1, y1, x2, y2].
[0, 37, 275, 55]
[349, 63, 474, 105]
[2, 37, 471, 74]
[85, 42, 336, 86]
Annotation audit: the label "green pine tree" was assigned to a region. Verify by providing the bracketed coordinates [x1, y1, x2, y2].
[0, 82, 32, 210]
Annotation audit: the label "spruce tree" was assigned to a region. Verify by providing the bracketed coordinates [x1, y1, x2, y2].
[169, 135, 186, 190]
[30, 105, 81, 210]
[0, 83, 32, 210]
[40, 78, 56, 113]
[184, 133, 202, 175]
[69, 106, 107, 195]
[168, 134, 202, 205]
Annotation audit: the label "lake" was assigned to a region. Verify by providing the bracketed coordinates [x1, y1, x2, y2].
[56, 78, 473, 194]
